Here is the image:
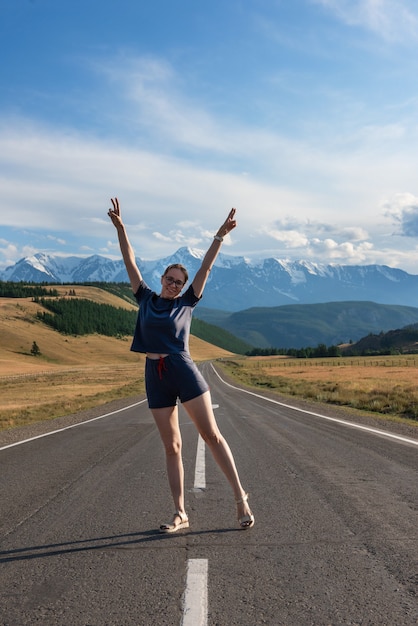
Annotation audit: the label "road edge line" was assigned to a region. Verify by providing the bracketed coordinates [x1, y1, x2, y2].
[0, 399, 148, 451]
[210, 363, 418, 447]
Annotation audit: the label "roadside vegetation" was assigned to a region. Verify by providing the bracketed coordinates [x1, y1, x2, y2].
[217, 355, 418, 424]
[0, 366, 146, 431]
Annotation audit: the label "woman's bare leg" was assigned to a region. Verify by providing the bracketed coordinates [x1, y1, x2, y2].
[183, 391, 253, 522]
[151, 405, 186, 516]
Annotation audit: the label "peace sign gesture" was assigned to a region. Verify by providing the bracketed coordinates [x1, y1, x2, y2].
[216, 207, 237, 238]
[108, 197, 123, 228]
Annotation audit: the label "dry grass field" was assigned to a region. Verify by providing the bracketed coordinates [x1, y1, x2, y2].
[219, 355, 418, 425]
[2, 287, 418, 432]
[0, 288, 233, 431]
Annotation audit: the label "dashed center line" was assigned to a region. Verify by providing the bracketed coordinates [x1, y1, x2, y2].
[185, 406, 218, 622]
[181, 559, 208, 626]
[194, 435, 206, 491]
[192, 402, 219, 492]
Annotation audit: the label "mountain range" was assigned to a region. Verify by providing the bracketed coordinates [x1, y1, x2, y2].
[3, 248, 418, 311]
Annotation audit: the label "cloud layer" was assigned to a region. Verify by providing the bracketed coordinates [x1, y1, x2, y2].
[1, 1, 418, 273]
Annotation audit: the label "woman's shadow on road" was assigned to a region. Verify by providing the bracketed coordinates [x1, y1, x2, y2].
[0, 527, 241, 564]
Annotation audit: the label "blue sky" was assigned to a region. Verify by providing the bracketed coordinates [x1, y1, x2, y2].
[1, 0, 418, 273]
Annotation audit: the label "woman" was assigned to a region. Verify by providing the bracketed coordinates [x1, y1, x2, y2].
[108, 197, 254, 532]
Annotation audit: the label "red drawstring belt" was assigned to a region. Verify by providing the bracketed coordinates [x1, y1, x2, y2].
[158, 356, 168, 380]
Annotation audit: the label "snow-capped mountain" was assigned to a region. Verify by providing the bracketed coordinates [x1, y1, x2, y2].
[2, 247, 418, 311]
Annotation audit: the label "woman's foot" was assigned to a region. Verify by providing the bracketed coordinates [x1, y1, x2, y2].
[159, 510, 189, 533]
[236, 493, 255, 529]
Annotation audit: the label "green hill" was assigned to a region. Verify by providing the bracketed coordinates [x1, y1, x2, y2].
[344, 323, 418, 355]
[191, 317, 252, 354]
[195, 301, 418, 349]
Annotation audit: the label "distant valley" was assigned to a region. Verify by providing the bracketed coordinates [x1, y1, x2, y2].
[195, 301, 418, 350]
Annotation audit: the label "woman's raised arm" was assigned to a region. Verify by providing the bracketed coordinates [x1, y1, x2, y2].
[108, 197, 142, 294]
[191, 208, 237, 299]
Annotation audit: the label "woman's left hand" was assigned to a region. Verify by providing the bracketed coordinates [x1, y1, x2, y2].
[217, 208, 237, 238]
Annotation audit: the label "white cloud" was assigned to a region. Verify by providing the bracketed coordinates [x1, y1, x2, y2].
[152, 230, 202, 246]
[262, 228, 309, 248]
[2, 52, 418, 272]
[262, 217, 369, 245]
[0, 242, 18, 262]
[312, 0, 418, 42]
[310, 237, 374, 261]
[46, 235, 66, 245]
[384, 192, 418, 236]
[94, 55, 226, 154]
[259, 216, 374, 264]
[1, 105, 415, 271]
[0, 241, 38, 270]
[339, 226, 369, 241]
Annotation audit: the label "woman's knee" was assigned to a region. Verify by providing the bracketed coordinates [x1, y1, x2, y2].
[200, 430, 222, 447]
[164, 439, 182, 457]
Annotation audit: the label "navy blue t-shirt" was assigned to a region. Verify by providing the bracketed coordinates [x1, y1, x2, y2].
[131, 281, 201, 354]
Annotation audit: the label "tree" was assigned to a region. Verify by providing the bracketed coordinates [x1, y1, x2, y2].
[31, 341, 41, 357]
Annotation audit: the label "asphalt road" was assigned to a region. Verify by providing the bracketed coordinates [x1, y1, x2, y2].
[1, 362, 417, 625]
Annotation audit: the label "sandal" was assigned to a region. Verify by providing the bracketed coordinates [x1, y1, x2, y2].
[159, 510, 189, 533]
[236, 493, 255, 529]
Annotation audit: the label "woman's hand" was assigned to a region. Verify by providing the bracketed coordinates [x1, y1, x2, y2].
[216, 208, 237, 238]
[108, 197, 123, 228]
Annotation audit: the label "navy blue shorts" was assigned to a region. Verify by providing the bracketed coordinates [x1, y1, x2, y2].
[145, 353, 210, 409]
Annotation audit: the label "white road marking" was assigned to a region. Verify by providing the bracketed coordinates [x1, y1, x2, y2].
[210, 364, 418, 447]
[194, 435, 206, 491]
[0, 400, 148, 451]
[192, 402, 220, 491]
[181, 559, 208, 626]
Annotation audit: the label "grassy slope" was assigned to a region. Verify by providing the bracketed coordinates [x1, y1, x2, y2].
[0, 287, 233, 429]
[0, 285, 233, 376]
